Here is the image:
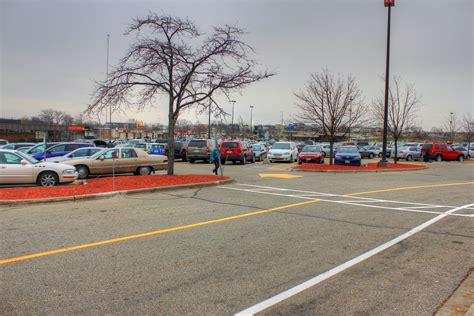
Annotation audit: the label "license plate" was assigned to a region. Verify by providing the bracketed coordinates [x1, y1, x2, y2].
[306, 158, 311, 161]
[227, 151, 232, 154]
[345, 160, 350, 164]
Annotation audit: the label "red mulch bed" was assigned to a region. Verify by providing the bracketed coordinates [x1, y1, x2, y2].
[0, 175, 229, 201]
[295, 162, 426, 171]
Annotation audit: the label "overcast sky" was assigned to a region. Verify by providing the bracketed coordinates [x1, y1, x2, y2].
[1, 0, 472, 130]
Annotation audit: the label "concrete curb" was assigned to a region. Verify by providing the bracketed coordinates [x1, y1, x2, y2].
[289, 165, 428, 173]
[0, 178, 234, 206]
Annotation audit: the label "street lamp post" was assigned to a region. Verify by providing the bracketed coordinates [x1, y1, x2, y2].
[250, 106, 254, 140]
[230, 100, 236, 138]
[450, 112, 454, 143]
[207, 74, 215, 139]
[348, 97, 353, 140]
[380, 0, 395, 165]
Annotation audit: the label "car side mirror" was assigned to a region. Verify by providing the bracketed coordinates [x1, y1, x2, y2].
[20, 159, 28, 165]
[99, 155, 105, 161]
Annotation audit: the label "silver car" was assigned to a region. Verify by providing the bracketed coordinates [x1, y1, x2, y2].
[45, 147, 103, 163]
[0, 149, 78, 186]
[397, 146, 421, 161]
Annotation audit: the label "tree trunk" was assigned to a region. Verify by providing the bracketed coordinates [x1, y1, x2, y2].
[393, 139, 398, 164]
[167, 112, 176, 175]
[329, 138, 334, 165]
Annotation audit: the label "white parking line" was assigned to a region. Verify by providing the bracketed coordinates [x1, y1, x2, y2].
[220, 186, 474, 218]
[235, 203, 474, 315]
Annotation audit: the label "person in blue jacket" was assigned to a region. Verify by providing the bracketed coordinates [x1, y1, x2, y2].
[210, 146, 221, 175]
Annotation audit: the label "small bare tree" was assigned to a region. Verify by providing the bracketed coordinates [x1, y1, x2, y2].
[294, 69, 366, 164]
[87, 14, 274, 174]
[461, 113, 473, 157]
[373, 77, 420, 163]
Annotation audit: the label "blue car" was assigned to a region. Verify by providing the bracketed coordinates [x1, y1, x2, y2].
[32, 142, 94, 160]
[335, 146, 362, 166]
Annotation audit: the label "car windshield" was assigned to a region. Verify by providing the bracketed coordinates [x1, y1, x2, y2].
[189, 140, 207, 147]
[272, 143, 290, 150]
[303, 146, 321, 152]
[16, 151, 39, 164]
[28, 144, 45, 154]
[337, 147, 358, 154]
[252, 145, 262, 150]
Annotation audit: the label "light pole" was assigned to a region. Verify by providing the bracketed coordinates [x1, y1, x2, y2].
[250, 106, 254, 140]
[230, 100, 236, 138]
[450, 112, 454, 143]
[207, 74, 215, 139]
[106, 34, 111, 139]
[380, 0, 394, 164]
[348, 97, 353, 140]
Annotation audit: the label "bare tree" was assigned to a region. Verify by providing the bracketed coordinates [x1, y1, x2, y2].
[38, 109, 72, 125]
[373, 77, 420, 163]
[87, 14, 274, 174]
[294, 69, 366, 164]
[461, 113, 473, 157]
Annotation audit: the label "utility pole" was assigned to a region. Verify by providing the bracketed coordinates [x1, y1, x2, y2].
[450, 112, 454, 143]
[380, 0, 394, 165]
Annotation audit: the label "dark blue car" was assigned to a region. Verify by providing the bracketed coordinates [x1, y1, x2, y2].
[32, 143, 94, 160]
[335, 146, 362, 166]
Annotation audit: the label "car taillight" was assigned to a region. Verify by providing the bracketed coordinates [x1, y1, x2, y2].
[206, 147, 210, 153]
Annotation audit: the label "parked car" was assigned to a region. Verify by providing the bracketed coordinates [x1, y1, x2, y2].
[16, 146, 34, 153]
[1, 142, 36, 150]
[0, 149, 78, 186]
[23, 143, 58, 156]
[251, 143, 267, 161]
[298, 145, 325, 164]
[358, 146, 377, 159]
[186, 139, 215, 163]
[452, 146, 471, 159]
[146, 143, 167, 155]
[75, 139, 109, 148]
[335, 146, 362, 166]
[267, 142, 298, 163]
[397, 146, 422, 161]
[32, 143, 94, 160]
[220, 141, 255, 164]
[63, 147, 167, 179]
[169, 141, 188, 161]
[421, 143, 465, 162]
[45, 147, 103, 163]
[0, 139, 8, 145]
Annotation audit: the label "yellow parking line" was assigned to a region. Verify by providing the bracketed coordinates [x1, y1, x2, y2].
[1, 181, 473, 265]
[0, 200, 320, 265]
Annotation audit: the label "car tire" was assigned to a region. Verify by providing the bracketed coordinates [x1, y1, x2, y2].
[458, 155, 464, 162]
[406, 155, 413, 161]
[251, 155, 255, 163]
[241, 155, 246, 165]
[189, 159, 195, 163]
[76, 165, 90, 179]
[369, 153, 374, 159]
[436, 155, 442, 162]
[37, 171, 59, 187]
[137, 166, 152, 175]
[298, 159, 302, 165]
[182, 156, 187, 162]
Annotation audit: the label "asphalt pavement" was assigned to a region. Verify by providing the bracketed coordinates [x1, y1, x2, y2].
[1, 159, 473, 315]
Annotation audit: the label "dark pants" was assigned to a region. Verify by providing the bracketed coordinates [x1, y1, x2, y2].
[212, 160, 219, 175]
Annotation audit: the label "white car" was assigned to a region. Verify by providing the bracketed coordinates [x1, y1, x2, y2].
[267, 142, 298, 162]
[45, 147, 103, 163]
[0, 149, 78, 186]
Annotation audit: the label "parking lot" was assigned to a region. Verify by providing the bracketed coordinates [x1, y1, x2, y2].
[1, 160, 473, 314]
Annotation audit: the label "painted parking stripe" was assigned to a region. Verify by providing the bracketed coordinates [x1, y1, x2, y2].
[235, 203, 474, 316]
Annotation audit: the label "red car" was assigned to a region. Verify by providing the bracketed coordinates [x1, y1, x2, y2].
[220, 141, 255, 164]
[421, 143, 465, 162]
[298, 145, 325, 164]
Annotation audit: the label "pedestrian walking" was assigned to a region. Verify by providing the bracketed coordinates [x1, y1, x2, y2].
[210, 146, 220, 175]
